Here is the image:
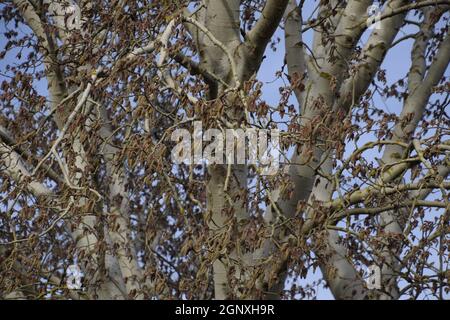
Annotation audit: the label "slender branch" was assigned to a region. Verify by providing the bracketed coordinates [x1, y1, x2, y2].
[0, 198, 75, 245]
[183, 16, 240, 88]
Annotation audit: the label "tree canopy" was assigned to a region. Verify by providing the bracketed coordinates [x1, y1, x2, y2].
[0, 0, 449, 300]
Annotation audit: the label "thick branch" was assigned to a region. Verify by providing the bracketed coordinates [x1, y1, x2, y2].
[246, 0, 289, 58]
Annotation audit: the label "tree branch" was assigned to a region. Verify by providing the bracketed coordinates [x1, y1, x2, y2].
[246, 0, 289, 58]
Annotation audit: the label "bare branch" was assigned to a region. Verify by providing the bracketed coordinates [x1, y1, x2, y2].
[246, 0, 289, 58]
